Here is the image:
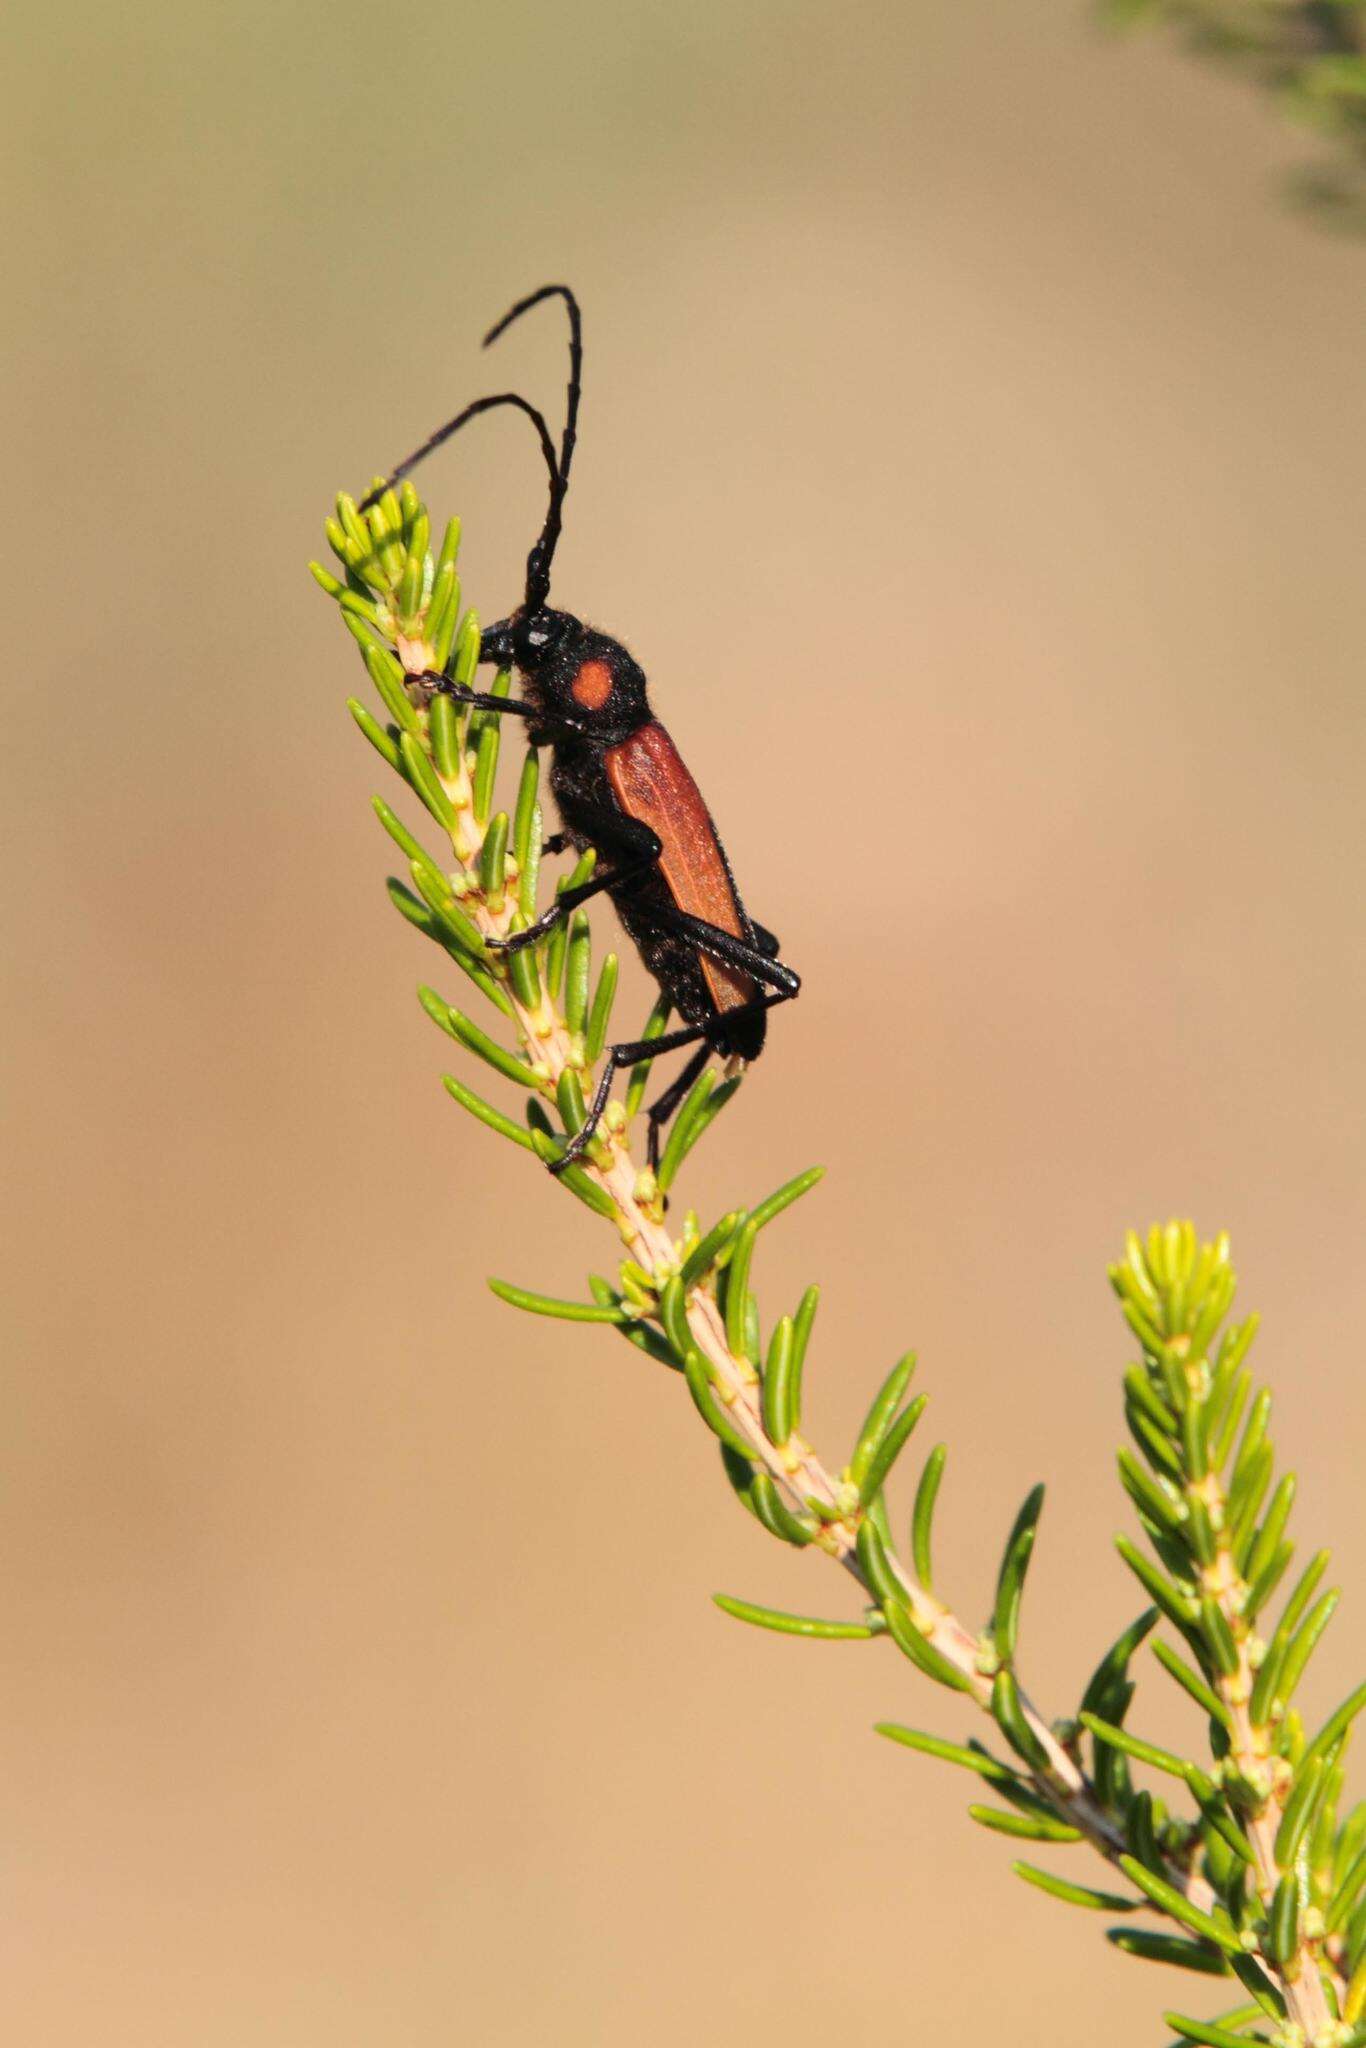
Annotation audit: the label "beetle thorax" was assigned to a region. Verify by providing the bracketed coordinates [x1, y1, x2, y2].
[516, 615, 651, 744]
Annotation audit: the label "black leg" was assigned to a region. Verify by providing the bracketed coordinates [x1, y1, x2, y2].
[498, 794, 800, 983]
[550, 982, 798, 1177]
[552, 907, 799, 1171]
[662, 910, 801, 998]
[487, 813, 662, 954]
[551, 1020, 710, 1174]
[644, 1042, 713, 1173]
[547, 974, 798, 1178]
[410, 671, 540, 717]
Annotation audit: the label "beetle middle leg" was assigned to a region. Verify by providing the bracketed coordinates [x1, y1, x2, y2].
[486, 814, 663, 953]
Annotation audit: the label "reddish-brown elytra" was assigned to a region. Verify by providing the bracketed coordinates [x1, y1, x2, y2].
[360, 285, 800, 1172]
[603, 723, 757, 1018]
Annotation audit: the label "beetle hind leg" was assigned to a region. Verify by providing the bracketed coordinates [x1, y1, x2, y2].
[643, 1042, 714, 1174]
[549, 1020, 711, 1176]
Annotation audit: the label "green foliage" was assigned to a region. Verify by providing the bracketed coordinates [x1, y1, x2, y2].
[1106, 0, 1366, 228]
[315, 492, 1361, 2047]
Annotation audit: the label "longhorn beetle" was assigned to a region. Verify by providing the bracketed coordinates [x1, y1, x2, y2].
[361, 285, 800, 1174]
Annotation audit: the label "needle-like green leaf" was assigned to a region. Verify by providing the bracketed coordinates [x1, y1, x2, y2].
[712, 1594, 879, 1639]
[445, 1006, 536, 1089]
[1080, 1713, 1190, 1781]
[1117, 1858, 1244, 1956]
[1300, 1679, 1366, 1779]
[400, 730, 457, 828]
[1080, 1608, 1161, 1719]
[526, 1127, 618, 1215]
[1115, 1537, 1199, 1631]
[470, 667, 510, 824]
[968, 1803, 1081, 1843]
[511, 749, 540, 871]
[556, 1066, 586, 1135]
[563, 909, 591, 1036]
[724, 1219, 758, 1360]
[1327, 1844, 1366, 1935]
[428, 688, 460, 779]
[1274, 1590, 1342, 1717]
[857, 1396, 928, 1508]
[442, 1073, 535, 1150]
[488, 1279, 632, 1322]
[748, 1473, 816, 1546]
[1162, 2016, 1267, 2048]
[1274, 1755, 1325, 1869]
[992, 1483, 1045, 1664]
[761, 1316, 796, 1446]
[655, 1065, 717, 1194]
[1243, 1473, 1296, 1591]
[1014, 1864, 1141, 1912]
[1152, 1641, 1233, 1732]
[747, 1164, 825, 1233]
[624, 995, 671, 1118]
[991, 1668, 1052, 1773]
[677, 1210, 745, 1288]
[883, 1601, 975, 1693]
[1266, 1870, 1300, 1968]
[850, 1352, 917, 1487]
[480, 811, 509, 912]
[875, 1725, 1018, 1784]
[348, 698, 403, 771]
[682, 1349, 753, 1461]
[586, 954, 618, 1063]
[1107, 1932, 1230, 1976]
[910, 1443, 947, 1590]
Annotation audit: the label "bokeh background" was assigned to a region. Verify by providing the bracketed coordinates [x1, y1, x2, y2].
[3, 2, 1364, 2042]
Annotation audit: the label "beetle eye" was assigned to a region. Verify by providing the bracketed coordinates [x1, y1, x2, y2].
[518, 609, 563, 660]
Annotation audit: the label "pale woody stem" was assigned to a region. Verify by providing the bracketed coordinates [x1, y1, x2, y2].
[1201, 1506, 1337, 2037]
[419, 681, 1290, 1980]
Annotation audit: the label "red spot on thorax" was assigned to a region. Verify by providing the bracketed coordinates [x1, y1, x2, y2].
[571, 659, 613, 710]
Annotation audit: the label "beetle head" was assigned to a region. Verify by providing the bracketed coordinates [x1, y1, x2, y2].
[482, 608, 647, 743]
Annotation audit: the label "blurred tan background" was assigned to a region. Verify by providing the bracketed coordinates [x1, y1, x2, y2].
[3, 1, 1364, 2042]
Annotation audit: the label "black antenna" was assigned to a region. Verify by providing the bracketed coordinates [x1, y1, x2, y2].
[358, 392, 559, 516]
[482, 285, 583, 610]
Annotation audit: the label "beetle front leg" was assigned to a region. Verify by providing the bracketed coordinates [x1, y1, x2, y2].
[407, 671, 540, 718]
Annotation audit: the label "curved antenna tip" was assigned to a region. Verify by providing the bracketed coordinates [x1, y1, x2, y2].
[480, 284, 583, 611]
[481, 282, 581, 352]
[359, 391, 559, 519]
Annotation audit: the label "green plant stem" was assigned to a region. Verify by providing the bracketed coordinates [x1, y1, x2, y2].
[385, 640, 1214, 1935]
[1194, 1460, 1336, 2037]
[320, 495, 1356, 2038]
